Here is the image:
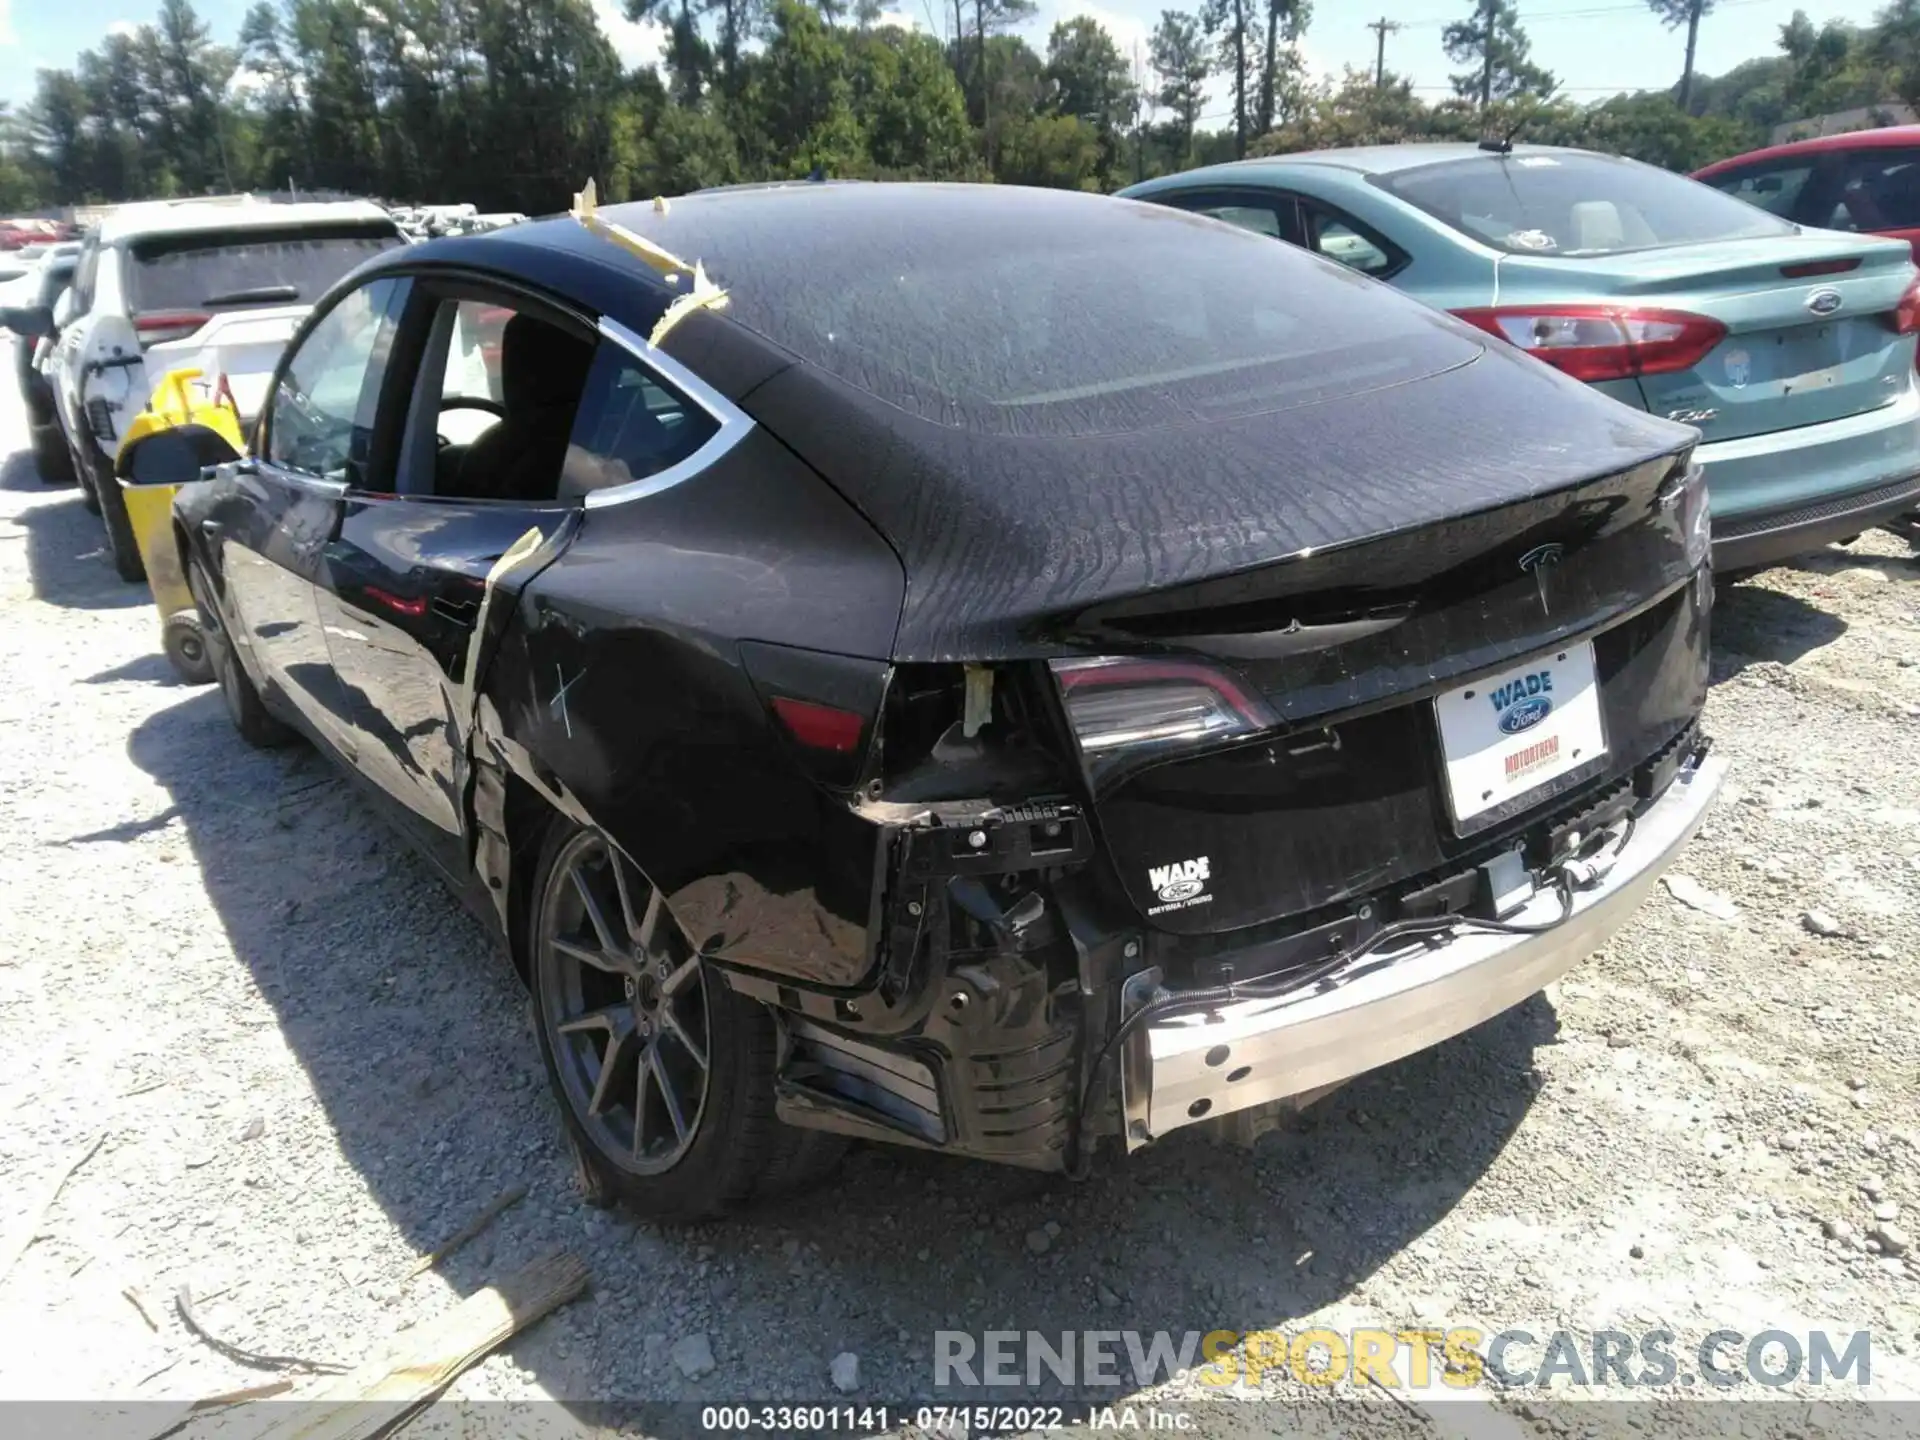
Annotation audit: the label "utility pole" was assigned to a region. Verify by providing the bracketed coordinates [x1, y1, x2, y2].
[1366, 16, 1401, 87]
[1478, 0, 1497, 112]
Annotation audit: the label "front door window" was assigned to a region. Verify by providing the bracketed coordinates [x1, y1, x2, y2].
[265, 276, 409, 484]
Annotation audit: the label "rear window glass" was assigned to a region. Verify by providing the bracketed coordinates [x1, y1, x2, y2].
[1378, 152, 1795, 256]
[627, 189, 1463, 435]
[129, 223, 402, 314]
[559, 346, 721, 497]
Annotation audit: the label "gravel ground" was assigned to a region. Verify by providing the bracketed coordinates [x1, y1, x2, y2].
[1, 378, 1918, 1436]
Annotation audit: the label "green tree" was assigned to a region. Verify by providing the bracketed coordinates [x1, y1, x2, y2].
[739, 0, 866, 177]
[853, 26, 976, 178]
[1202, 0, 1257, 156]
[1869, 0, 1920, 114]
[994, 110, 1101, 188]
[1577, 91, 1756, 169]
[238, 3, 308, 189]
[1149, 9, 1211, 165]
[1777, 10, 1864, 119]
[1443, 0, 1555, 111]
[143, 0, 237, 191]
[1043, 17, 1136, 184]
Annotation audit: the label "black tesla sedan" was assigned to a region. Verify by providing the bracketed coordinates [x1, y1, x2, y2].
[174, 182, 1725, 1218]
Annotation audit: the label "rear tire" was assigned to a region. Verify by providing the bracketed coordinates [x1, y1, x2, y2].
[528, 825, 843, 1221]
[70, 437, 101, 515]
[31, 424, 74, 485]
[189, 559, 292, 748]
[93, 455, 145, 583]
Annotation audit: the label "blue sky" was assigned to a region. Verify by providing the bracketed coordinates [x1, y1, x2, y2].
[0, 0, 1897, 118]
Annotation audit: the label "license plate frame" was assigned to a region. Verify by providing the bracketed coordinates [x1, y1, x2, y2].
[1433, 642, 1607, 831]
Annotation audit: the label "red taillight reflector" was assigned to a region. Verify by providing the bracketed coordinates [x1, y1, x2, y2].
[1452, 305, 1726, 383]
[770, 696, 864, 753]
[362, 585, 426, 617]
[134, 310, 211, 347]
[1780, 258, 1860, 278]
[1891, 276, 1920, 337]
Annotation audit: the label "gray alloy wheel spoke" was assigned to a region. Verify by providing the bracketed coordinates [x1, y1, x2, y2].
[555, 1002, 625, 1038]
[587, 1018, 636, 1117]
[631, 1046, 654, 1160]
[550, 935, 630, 976]
[567, 863, 621, 956]
[649, 1043, 692, 1142]
[661, 954, 700, 999]
[635, 885, 664, 956]
[659, 1003, 708, 1072]
[609, 855, 645, 951]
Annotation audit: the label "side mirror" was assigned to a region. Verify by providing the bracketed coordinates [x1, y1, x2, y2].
[1, 304, 56, 340]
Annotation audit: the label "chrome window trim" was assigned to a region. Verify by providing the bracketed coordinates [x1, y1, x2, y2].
[581, 315, 756, 509]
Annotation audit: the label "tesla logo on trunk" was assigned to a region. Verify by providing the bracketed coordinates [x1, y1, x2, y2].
[1806, 287, 1843, 316]
[1517, 543, 1564, 614]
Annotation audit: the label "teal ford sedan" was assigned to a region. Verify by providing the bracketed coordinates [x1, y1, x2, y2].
[1123, 144, 1920, 571]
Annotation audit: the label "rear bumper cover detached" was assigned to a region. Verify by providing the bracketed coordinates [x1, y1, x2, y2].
[1122, 752, 1728, 1146]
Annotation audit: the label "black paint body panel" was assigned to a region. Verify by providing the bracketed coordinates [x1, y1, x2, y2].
[1098, 575, 1710, 935]
[741, 317, 1698, 662]
[486, 433, 907, 986]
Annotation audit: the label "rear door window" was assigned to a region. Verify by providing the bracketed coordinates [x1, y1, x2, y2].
[1300, 202, 1405, 278]
[1152, 191, 1298, 242]
[1703, 161, 1818, 219]
[1379, 152, 1795, 256]
[1825, 148, 1920, 231]
[559, 346, 722, 499]
[129, 223, 403, 317]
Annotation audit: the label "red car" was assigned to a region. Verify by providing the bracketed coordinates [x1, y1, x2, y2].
[1694, 126, 1920, 259]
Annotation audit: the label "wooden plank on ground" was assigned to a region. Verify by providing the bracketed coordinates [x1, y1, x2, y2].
[246, 1250, 591, 1440]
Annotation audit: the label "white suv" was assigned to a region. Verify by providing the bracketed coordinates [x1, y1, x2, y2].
[38, 198, 403, 580]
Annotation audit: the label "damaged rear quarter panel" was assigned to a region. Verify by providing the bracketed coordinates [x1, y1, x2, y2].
[472, 427, 909, 989]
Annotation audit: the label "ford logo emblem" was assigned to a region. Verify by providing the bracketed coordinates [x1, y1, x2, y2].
[1806, 287, 1843, 316]
[1155, 877, 1206, 903]
[1499, 696, 1554, 735]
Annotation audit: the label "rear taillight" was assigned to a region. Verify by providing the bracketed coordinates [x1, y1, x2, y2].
[739, 640, 886, 790]
[134, 310, 210, 347]
[1889, 276, 1920, 336]
[769, 696, 865, 753]
[1452, 305, 1726, 383]
[1050, 657, 1274, 767]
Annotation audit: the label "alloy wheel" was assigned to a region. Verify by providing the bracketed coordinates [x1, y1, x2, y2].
[539, 832, 711, 1176]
